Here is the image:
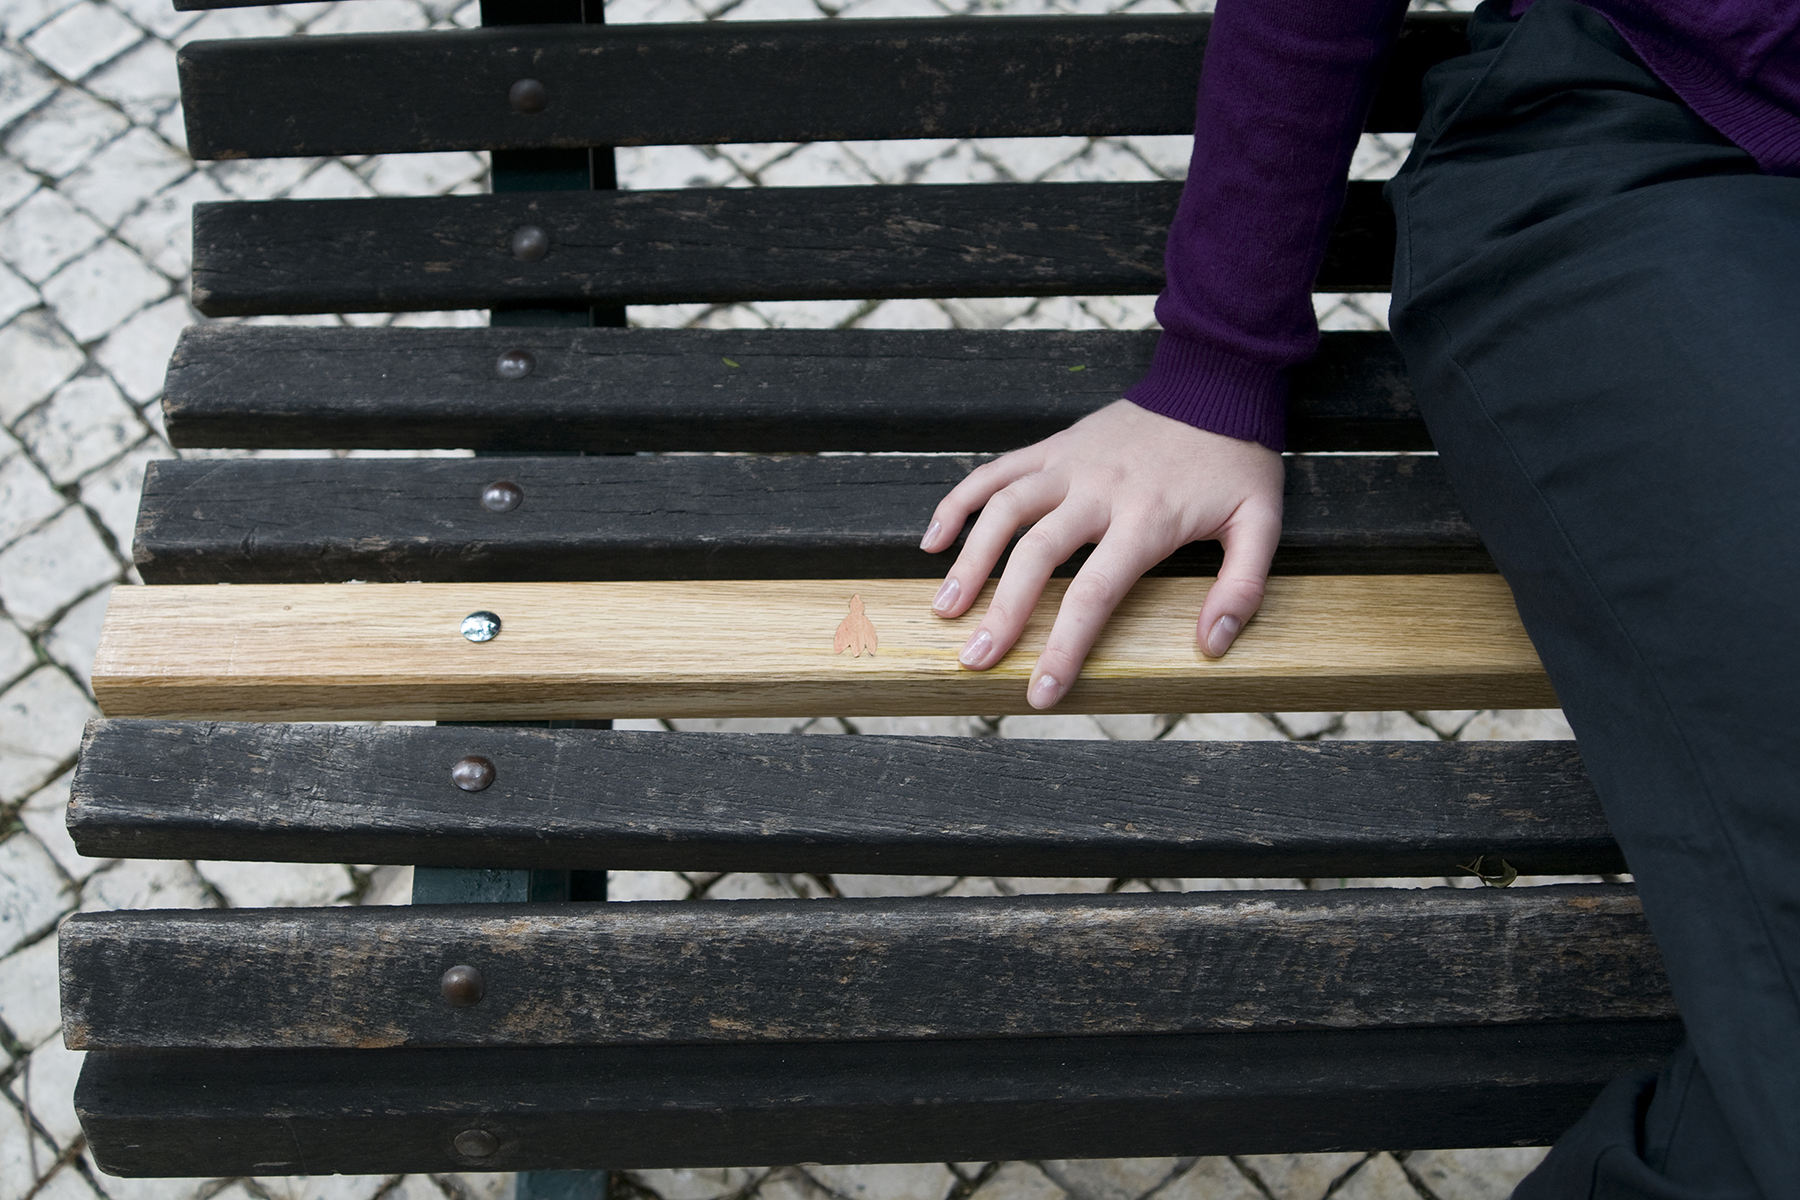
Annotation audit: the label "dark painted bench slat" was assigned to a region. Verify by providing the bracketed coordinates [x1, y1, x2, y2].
[62, 884, 1670, 1051]
[70, 723, 1619, 877]
[190, 181, 1393, 317]
[77, 1021, 1683, 1176]
[163, 327, 1427, 453]
[131, 452, 1483, 584]
[177, 15, 1468, 159]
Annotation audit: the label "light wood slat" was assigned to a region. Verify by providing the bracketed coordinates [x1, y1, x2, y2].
[77, 1022, 1685, 1176]
[91, 575, 1554, 720]
[175, 15, 1469, 157]
[59, 884, 1669, 1051]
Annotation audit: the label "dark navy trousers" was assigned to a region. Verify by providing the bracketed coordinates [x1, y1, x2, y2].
[1386, 2, 1800, 1195]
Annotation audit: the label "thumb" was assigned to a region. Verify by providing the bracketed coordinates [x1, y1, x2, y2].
[1197, 508, 1280, 658]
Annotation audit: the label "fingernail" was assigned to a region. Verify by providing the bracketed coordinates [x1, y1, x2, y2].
[958, 628, 993, 667]
[1205, 614, 1241, 657]
[1029, 673, 1062, 709]
[920, 520, 941, 551]
[932, 576, 960, 613]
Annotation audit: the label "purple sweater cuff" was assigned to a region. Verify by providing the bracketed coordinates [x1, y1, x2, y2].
[1123, 332, 1288, 451]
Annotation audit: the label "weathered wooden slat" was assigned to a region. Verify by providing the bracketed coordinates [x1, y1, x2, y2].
[90, 575, 1555, 721]
[189, 181, 1394, 317]
[69, 722, 1616, 876]
[177, 15, 1467, 158]
[60, 883, 1668, 1051]
[131, 453, 1480, 586]
[161, 327, 1428, 453]
[77, 1021, 1682, 1176]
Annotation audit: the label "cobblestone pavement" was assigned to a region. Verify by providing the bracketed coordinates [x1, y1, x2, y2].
[0, 0, 1570, 1197]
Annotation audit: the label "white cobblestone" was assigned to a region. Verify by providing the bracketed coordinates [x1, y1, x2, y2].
[0, 307, 85, 422]
[1459, 708, 1575, 740]
[607, 869, 692, 902]
[194, 859, 356, 908]
[0, 918, 63, 1049]
[1234, 1153, 1367, 1200]
[1148, 1160, 1259, 1200]
[77, 857, 213, 912]
[93, 293, 188, 402]
[0, 159, 31, 212]
[0, 831, 69, 958]
[9, 1036, 85, 1147]
[5, 88, 132, 183]
[974, 1164, 1065, 1200]
[77, 437, 163, 550]
[1, 1092, 59, 1200]
[20, 770, 97, 885]
[22, 1, 145, 83]
[0, 612, 35, 683]
[1322, 710, 1439, 740]
[0, 0, 79, 41]
[17, 373, 146, 484]
[0, 667, 95, 803]
[209, 153, 324, 201]
[1405, 1147, 1549, 1200]
[27, 1165, 103, 1200]
[631, 1167, 766, 1200]
[105, 0, 204, 39]
[0, 43, 59, 129]
[0, 505, 121, 627]
[1160, 711, 1287, 740]
[82, 36, 182, 126]
[41, 238, 170, 343]
[0, 261, 38, 326]
[0, 440, 65, 550]
[62, 128, 191, 229]
[250, 1175, 399, 1200]
[1037, 1159, 1184, 1200]
[1327, 1153, 1410, 1200]
[806, 1163, 956, 1200]
[114, 169, 228, 277]
[83, 1160, 229, 1200]
[170, 3, 298, 47]
[0, 189, 106, 286]
[365, 150, 487, 197]
[42, 583, 110, 685]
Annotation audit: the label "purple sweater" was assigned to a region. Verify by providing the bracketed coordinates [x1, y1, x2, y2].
[1124, 0, 1800, 451]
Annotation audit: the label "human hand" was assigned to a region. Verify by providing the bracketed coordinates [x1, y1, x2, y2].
[920, 399, 1284, 709]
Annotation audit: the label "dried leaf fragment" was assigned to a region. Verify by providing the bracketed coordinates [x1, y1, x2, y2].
[834, 594, 878, 658]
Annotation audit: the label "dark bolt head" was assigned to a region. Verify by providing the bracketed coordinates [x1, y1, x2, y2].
[496, 349, 535, 380]
[441, 964, 486, 1007]
[450, 754, 496, 792]
[508, 78, 547, 114]
[510, 225, 549, 262]
[452, 1128, 499, 1159]
[481, 481, 523, 513]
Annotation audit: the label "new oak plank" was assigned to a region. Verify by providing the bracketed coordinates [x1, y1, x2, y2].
[59, 884, 1669, 1051]
[90, 575, 1556, 720]
[161, 327, 1429, 453]
[131, 453, 1482, 585]
[176, 15, 1467, 157]
[189, 181, 1394, 317]
[77, 1022, 1683, 1176]
[70, 723, 1618, 876]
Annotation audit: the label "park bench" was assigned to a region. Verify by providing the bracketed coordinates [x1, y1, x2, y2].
[60, 0, 1682, 1190]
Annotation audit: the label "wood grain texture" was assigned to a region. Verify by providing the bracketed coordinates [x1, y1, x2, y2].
[60, 884, 1669, 1051]
[77, 1021, 1682, 1176]
[69, 722, 1618, 876]
[131, 453, 1483, 585]
[90, 575, 1555, 720]
[177, 15, 1467, 158]
[189, 181, 1394, 317]
[161, 327, 1428, 453]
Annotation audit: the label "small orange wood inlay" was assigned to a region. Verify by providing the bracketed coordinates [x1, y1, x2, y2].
[833, 594, 879, 658]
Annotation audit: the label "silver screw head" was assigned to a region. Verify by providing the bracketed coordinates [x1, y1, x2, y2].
[510, 225, 549, 262]
[452, 1128, 499, 1159]
[496, 349, 535, 380]
[451, 755, 496, 792]
[461, 611, 501, 642]
[482, 481, 522, 513]
[508, 77, 547, 114]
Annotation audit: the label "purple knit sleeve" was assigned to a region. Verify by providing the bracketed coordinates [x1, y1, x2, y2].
[1124, 0, 1409, 450]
